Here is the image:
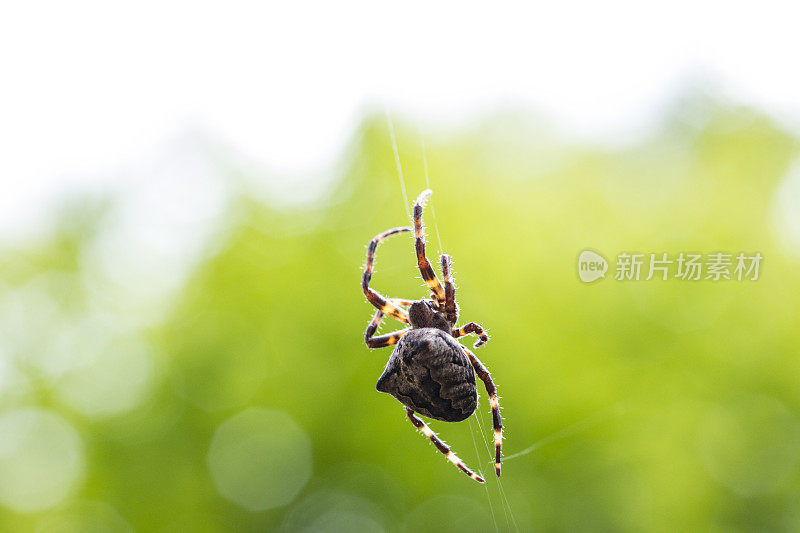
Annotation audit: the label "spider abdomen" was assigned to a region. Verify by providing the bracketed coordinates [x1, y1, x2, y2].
[376, 328, 477, 422]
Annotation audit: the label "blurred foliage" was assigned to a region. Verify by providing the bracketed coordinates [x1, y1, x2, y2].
[2, 97, 800, 532]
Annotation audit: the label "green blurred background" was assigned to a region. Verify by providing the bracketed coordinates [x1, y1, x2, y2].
[2, 97, 800, 532]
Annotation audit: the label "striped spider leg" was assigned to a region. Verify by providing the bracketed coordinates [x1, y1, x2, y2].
[405, 408, 485, 483]
[362, 226, 413, 323]
[441, 254, 489, 348]
[413, 189, 446, 305]
[452, 322, 490, 348]
[440, 254, 499, 474]
[461, 346, 503, 477]
[440, 254, 458, 324]
[364, 299, 414, 348]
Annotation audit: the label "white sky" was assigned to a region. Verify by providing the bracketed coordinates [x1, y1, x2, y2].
[2, 0, 800, 238]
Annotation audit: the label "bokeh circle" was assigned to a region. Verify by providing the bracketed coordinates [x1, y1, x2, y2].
[0, 408, 85, 512]
[207, 408, 312, 511]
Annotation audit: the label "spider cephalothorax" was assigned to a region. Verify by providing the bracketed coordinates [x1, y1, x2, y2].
[361, 189, 502, 483]
[407, 299, 451, 330]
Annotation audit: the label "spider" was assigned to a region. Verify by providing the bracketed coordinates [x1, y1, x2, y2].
[361, 189, 502, 483]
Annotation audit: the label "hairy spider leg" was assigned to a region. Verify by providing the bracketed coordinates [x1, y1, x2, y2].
[364, 302, 412, 348]
[440, 254, 458, 324]
[413, 190, 446, 304]
[405, 408, 485, 484]
[461, 346, 503, 477]
[452, 322, 490, 348]
[440, 254, 489, 348]
[363, 226, 413, 323]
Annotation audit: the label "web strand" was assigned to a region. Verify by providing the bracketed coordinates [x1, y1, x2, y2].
[502, 403, 627, 463]
[469, 416, 499, 533]
[475, 405, 516, 531]
[385, 111, 411, 219]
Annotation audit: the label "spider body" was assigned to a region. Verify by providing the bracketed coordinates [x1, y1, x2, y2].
[361, 190, 503, 484]
[377, 326, 478, 423]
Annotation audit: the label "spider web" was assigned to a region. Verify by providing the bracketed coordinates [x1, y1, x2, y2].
[385, 110, 411, 220]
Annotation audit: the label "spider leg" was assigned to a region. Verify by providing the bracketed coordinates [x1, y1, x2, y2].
[441, 255, 489, 348]
[440, 255, 458, 324]
[365, 308, 411, 348]
[413, 190, 446, 304]
[405, 407, 485, 484]
[452, 322, 490, 348]
[363, 226, 413, 323]
[461, 346, 503, 477]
